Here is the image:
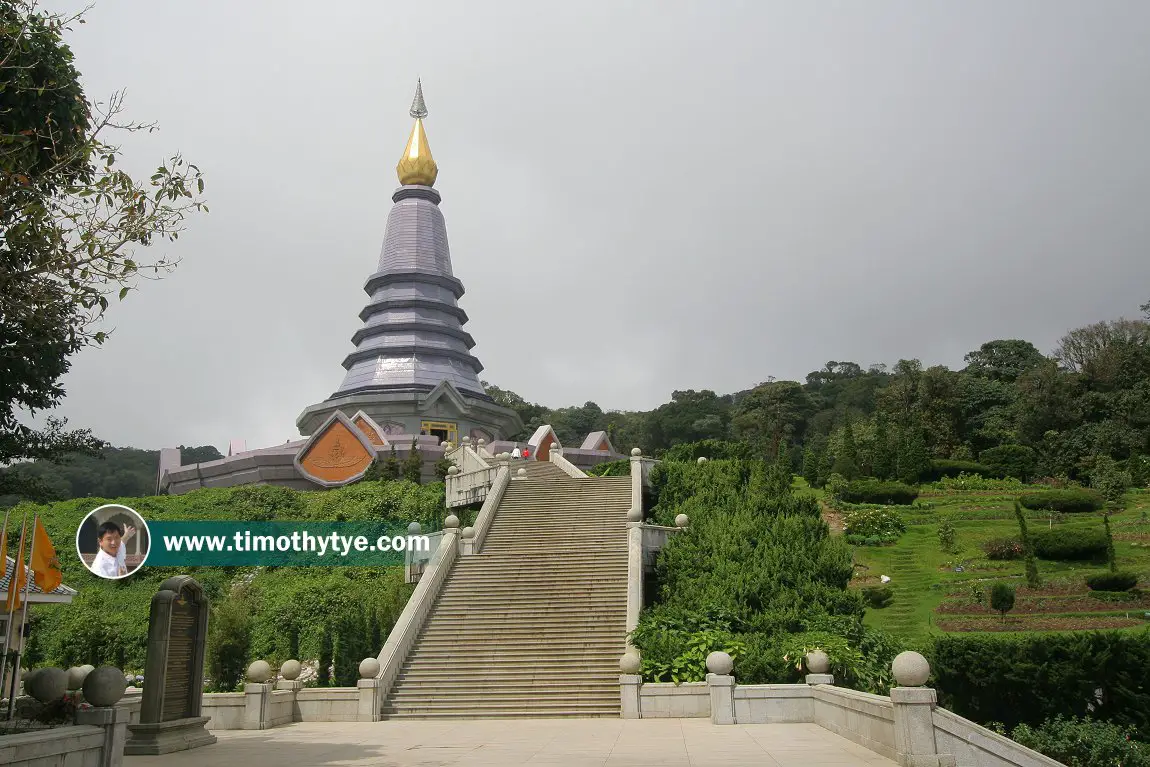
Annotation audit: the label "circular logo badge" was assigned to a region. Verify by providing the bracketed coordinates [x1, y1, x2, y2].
[76, 504, 151, 580]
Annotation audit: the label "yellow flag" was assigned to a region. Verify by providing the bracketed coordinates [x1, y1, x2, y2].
[4, 519, 27, 613]
[30, 518, 62, 594]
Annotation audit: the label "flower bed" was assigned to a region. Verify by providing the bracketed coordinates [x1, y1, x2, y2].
[936, 595, 1150, 615]
[935, 615, 1145, 632]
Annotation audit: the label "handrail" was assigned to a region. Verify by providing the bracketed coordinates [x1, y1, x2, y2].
[550, 449, 587, 478]
[469, 465, 511, 554]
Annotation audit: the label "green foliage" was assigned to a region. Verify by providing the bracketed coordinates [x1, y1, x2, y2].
[1031, 527, 1109, 561]
[1104, 513, 1117, 572]
[1090, 455, 1134, 504]
[832, 417, 859, 480]
[383, 445, 400, 480]
[317, 630, 332, 686]
[207, 587, 252, 692]
[979, 444, 1037, 482]
[871, 417, 894, 481]
[1085, 571, 1139, 592]
[925, 472, 1024, 492]
[1012, 498, 1041, 588]
[1019, 489, 1105, 513]
[896, 426, 931, 485]
[931, 632, 1150, 740]
[1003, 716, 1149, 767]
[801, 446, 818, 486]
[402, 439, 422, 483]
[925, 460, 993, 481]
[842, 506, 906, 539]
[936, 519, 957, 552]
[660, 440, 752, 462]
[586, 459, 631, 477]
[837, 480, 918, 505]
[989, 582, 1015, 621]
[862, 586, 893, 608]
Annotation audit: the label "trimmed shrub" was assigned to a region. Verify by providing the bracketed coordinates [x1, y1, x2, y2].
[862, 586, 893, 608]
[930, 633, 1150, 739]
[1085, 571, 1139, 592]
[990, 582, 1015, 621]
[1005, 716, 1150, 767]
[1019, 489, 1104, 513]
[925, 460, 993, 481]
[981, 537, 1024, 560]
[586, 459, 630, 477]
[979, 444, 1037, 482]
[1031, 527, 1108, 561]
[837, 480, 918, 505]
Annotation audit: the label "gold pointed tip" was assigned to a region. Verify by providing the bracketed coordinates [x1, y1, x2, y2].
[396, 117, 438, 186]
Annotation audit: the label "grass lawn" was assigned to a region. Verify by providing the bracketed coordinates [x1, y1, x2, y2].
[846, 487, 1150, 642]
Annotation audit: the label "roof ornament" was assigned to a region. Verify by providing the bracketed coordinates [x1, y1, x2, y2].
[410, 78, 428, 119]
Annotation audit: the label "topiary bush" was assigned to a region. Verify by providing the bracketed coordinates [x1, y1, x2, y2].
[1085, 571, 1139, 592]
[979, 444, 1037, 482]
[1031, 527, 1108, 561]
[925, 460, 993, 481]
[1019, 489, 1105, 513]
[837, 480, 919, 505]
[982, 537, 1024, 560]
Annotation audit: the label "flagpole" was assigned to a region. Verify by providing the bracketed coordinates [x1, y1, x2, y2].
[4, 508, 29, 720]
[0, 506, 11, 711]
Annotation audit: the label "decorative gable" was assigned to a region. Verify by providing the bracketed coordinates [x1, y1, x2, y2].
[419, 380, 471, 417]
[294, 411, 378, 488]
[350, 410, 390, 448]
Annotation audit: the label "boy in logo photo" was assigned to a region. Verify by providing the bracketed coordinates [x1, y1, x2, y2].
[90, 521, 136, 578]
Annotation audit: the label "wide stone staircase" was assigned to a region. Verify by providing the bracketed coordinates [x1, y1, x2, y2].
[382, 461, 631, 718]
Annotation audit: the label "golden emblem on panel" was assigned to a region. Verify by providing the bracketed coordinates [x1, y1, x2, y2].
[298, 419, 373, 483]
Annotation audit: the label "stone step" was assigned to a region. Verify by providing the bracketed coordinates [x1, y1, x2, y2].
[405, 648, 622, 662]
[395, 669, 620, 682]
[388, 690, 618, 704]
[382, 706, 618, 719]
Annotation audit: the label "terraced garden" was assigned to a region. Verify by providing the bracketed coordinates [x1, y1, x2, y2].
[844, 487, 1150, 641]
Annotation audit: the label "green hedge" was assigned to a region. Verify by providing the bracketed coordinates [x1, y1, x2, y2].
[585, 459, 630, 477]
[1004, 716, 1149, 767]
[1086, 571, 1139, 592]
[659, 440, 754, 462]
[930, 633, 1150, 740]
[837, 480, 918, 505]
[979, 444, 1038, 482]
[1019, 489, 1105, 513]
[1031, 527, 1108, 560]
[925, 460, 993, 481]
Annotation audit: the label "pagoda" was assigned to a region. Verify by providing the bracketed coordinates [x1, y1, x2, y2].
[158, 82, 524, 494]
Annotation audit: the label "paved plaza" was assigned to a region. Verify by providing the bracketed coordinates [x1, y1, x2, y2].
[124, 718, 896, 766]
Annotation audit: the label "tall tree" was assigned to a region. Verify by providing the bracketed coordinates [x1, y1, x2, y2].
[1, 2, 207, 499]
[871, 417, 893, 480]
[832, 416, 859, 480]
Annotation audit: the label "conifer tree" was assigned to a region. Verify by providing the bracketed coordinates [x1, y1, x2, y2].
[1104, 513, 1117, 573]
[871, 417, 893, 480]
[403, 438, 422, 484]
[897, 424, 929, 485]
[1013, 499, 1041, 588]
[817, 446, 834, 487]
[832, 417, 859, 480]
[801, 446, 818, 486]
[384, 444, 400, 479]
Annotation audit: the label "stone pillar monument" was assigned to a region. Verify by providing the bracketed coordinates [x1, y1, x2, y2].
[125, 576, 216, 754]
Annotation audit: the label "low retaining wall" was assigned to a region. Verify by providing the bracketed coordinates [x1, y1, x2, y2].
[0, 724, 106, 767]
[622, 672, 1062, 767]
[294, 687, 359, 723]
[201, 691, 245, 730]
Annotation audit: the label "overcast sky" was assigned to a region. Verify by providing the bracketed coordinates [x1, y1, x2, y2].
[39, 0, 1150, 452]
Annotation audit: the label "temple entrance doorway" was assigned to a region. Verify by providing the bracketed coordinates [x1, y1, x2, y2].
[420, 421, 459, 445]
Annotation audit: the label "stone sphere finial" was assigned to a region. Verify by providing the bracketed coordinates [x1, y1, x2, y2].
[440, 440, 449, 447]
[462, 436, 471, 444]
[358, 657, 381, 679]
[631, 447, 642, 457]
[626, 508, 643, 523]
[66, 665, 91, 691]
[280, 659, 302, 681]
[444, 513, 460, 529]
[82, 666, 127, 707]
[706, 651, 734, 675]
[407, 521, 422, 535]
[805, 650, 830, 674]
[447, 465, 459, 475]
[246, 660, 273, 684]
[619, 652, 641, 674]
[674, 513, 689, 528]
[477, 438, 486, 446]
[461, 526, 475, 540]
[892, 651, 931, 687]
[517, 467, 527, 477]
[27, 667, 68, 703]
[697, 456, 708, 465]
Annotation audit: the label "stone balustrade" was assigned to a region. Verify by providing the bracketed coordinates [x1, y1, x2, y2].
[618, 650, 1062, 767]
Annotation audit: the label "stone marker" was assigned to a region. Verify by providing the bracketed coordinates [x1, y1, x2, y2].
[125, 575, 217, 754]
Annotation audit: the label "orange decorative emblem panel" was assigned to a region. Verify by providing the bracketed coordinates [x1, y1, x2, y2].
[353, 416, 387, 447]
[295, 412, 378, 487]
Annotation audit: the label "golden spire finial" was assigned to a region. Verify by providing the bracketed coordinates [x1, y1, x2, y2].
[397, 79, 437, 186]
